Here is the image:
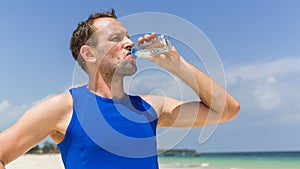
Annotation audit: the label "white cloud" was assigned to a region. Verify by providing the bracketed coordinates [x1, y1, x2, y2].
[253, 76, 282, 111]
[0, 100, 29, 131]
[0, 100, 11, 112]
[226, 56, 300, 124]
[227, 57, 300, 84]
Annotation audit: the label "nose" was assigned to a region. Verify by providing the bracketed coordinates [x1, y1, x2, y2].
[123, 36, 134, 50]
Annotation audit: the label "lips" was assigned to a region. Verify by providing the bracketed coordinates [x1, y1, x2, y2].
[126, 51, 136, 59]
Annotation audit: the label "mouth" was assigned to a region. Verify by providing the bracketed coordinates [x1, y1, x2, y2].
[126, 51, 136, 59]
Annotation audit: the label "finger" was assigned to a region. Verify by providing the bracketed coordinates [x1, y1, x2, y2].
[138, 37, 144, 44]
[148, 55, 154, 62]
[151, 32, 157, 38]
[144, 34, 151, 41]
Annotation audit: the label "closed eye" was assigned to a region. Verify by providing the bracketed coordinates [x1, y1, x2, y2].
[111, 35, 122, 42]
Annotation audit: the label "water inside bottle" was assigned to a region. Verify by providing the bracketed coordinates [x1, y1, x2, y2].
[131, 35, 172, 58]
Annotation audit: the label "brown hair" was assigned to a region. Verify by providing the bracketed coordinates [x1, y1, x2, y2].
[70, 9, 117, 72]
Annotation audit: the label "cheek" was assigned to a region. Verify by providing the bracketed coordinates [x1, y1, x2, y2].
[96, 42, 120, 56]
[109, 42, 123, 53]
[109, 45, 124, 61]
[96, 43, 123, 65]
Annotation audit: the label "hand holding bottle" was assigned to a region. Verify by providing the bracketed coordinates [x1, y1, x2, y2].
[131, 33, 173, 58]
[132, 32, 182, 70]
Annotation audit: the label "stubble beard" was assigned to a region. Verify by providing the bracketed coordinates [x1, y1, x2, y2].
[115, 59, 137, 76]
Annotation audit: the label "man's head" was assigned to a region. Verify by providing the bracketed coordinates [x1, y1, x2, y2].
[70, 9, 117, 72]
[70, 9, 136, 77]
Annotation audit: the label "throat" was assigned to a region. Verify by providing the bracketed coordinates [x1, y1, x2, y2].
[87, 79, 125, 99]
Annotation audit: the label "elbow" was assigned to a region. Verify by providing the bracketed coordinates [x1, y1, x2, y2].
[222, 101, 240, 122]
[231, 102, 241, 120]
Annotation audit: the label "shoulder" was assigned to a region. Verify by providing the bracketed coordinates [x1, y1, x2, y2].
[36, 91, 73, 116]
[48, 91, 73, 111]
[27, 91, 73, 134]
[38, 91, 73, 142]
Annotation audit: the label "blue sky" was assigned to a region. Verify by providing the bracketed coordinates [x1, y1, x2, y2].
[1, 0, 300, 153]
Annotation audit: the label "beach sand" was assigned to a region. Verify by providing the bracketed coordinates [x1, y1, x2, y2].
[7, 153, 299, 169]
[6, 154, 175, 169]
[6, 154, 64, 169]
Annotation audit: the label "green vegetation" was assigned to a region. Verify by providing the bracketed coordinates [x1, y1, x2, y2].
[26, 141, 59, 154]
[158, 149, 201, 157]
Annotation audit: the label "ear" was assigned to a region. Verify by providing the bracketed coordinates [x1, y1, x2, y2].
[80, 45, 97, 63]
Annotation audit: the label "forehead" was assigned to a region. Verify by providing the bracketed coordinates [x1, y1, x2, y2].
[93, 18, 127, 36]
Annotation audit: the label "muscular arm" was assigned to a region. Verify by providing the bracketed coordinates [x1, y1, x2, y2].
[140, 33, 240, 128]
[0, 92, 72, 167]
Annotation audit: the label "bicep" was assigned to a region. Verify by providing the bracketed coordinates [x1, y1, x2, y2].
[141, 95, 223, 128]
[140, 95, 182, 117]
[158, 100, 223, 128]
[0, 115, 52, 162]
[0, 93, 70, 164]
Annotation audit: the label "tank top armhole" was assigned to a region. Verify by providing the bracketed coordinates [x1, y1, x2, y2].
[135, 95, 158, 128]
[57, 110, 75, 147]
[57, 90, 76, 148]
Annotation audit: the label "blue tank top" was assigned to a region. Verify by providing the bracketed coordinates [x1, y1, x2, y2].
[57, 86, 159, 169]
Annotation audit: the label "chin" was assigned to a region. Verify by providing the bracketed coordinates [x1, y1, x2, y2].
[124, 67, 137, 76]
[116, 63, 137, 76]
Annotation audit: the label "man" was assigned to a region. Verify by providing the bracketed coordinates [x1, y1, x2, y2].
[0, 9, 239, 169]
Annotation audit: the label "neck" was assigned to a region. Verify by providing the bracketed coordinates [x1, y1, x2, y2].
[87, 70, 125, 99]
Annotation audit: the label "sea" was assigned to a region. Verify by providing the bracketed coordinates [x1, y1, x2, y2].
[158, 151, 300, 169]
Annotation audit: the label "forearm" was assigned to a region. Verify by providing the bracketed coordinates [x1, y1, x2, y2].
[167, 56, 239, 116]
[0, 129, 24, 168]
[146, 33, 240, 119]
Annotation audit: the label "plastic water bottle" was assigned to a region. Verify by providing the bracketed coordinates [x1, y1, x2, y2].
[131, 35, 172, 58]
